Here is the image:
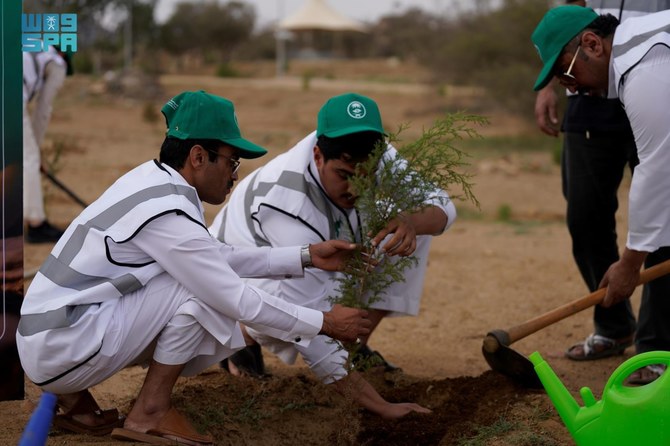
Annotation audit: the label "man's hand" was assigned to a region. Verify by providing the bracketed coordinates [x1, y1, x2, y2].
[310, 240, 357, 271]
[535, 84, 560, 137]
[599, 249, 647, 307]
[372, 214, 418, 257]
[321, 304, 371, 343]
[371, 207, 446, 257]
[379, 402, 432, 420]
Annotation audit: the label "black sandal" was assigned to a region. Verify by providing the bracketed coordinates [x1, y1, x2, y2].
[565, 333, 633, 361]
[221, 344, 268, 378]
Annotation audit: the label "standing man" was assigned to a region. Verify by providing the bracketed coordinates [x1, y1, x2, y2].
[23, 45, 71, 243]
[209, 92, 454, 417]
[17, 91, 371, 444]
[534, 1, 670, 384]
[532, 6, 670, 383]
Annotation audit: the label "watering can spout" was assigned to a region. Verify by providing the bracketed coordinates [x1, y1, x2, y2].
[529, 352, 582, 433]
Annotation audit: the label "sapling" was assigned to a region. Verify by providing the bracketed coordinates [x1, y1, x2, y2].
[327, 113, 485, 367]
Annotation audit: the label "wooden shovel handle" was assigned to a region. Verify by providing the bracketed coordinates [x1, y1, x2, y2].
[505, 258, 670, 344]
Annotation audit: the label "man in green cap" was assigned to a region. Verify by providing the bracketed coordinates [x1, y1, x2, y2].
[209, 92, 454, 418]
[534, 1, 670, 385]
[532, 7, 670, 381]
[16, 90, 371, 445]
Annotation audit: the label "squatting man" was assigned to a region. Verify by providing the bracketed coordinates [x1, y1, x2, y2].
[210, 92, 454, 419]
[17, 90, 372, 445]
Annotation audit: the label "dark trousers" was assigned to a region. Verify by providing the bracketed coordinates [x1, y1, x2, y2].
[562, 130, 670, 351]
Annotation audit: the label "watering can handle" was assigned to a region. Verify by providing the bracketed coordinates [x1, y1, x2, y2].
[605, 351, 670, 390]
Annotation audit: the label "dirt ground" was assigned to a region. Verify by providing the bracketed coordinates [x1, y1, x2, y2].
[6, 60, 644, 445]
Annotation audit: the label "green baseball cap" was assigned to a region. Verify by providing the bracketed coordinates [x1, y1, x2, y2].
[317, 93, 386, 138]
[161, 90, 267, 159]
[532, 5, 598, 91]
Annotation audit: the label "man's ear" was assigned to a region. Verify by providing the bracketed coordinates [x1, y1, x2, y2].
[189, 144, 207, 168]
[581, 31, 603, 56]
[313, 145, 324, 168]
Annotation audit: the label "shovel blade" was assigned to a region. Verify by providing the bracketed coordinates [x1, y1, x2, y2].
[482, 343, 543, 389]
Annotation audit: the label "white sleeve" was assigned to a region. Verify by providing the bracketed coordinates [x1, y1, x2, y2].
[255, 206, 338, 311]
[221, 245, 304, 279]
[621, 45, 670, 252]
[132, 213, 323, 345]
[208, 203, 305, 279]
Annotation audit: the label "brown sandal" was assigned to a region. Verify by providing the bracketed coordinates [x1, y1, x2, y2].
[111, 407, 213, 445]
[53, 390, 125, 436]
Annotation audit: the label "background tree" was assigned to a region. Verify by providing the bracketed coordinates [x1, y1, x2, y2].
[410, 0, 548, 119]
[364, 0, 550, 119]
[370, 8, 446, 61]
[159, 1, 255, 66]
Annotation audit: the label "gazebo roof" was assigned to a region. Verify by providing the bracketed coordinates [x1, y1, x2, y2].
[278, 0, 366, 32]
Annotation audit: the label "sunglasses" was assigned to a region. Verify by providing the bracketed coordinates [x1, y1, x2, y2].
[557, 45, 581, 83]
[207, 149, 241, 174]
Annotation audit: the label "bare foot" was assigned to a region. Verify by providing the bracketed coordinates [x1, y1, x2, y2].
[122, 406, 170, 433]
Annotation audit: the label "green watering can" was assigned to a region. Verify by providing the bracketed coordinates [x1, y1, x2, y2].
[530, 351, 670, 446]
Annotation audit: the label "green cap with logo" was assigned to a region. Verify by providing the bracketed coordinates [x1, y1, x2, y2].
[161, 90, 267, 159]
[317, 92, 386, 138]
[532, 5, 598, 91]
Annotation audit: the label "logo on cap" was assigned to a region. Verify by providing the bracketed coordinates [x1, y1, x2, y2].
[347, 101, 366, 119]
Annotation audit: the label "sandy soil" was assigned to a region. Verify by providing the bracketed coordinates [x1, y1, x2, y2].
[7, 64, 644, 445]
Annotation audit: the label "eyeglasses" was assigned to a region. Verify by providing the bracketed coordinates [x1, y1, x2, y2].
[207, 149, 241, 174]
[557, 45, 581, 83]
